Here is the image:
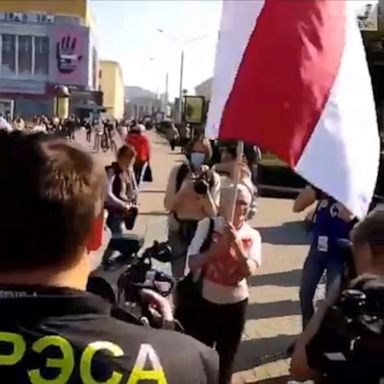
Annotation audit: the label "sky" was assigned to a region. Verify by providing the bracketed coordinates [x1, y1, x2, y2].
[90, 0, 222, 99]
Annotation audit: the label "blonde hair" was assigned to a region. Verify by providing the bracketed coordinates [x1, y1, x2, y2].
[220, 183, 252, 209]
[187, 136, 212, 162]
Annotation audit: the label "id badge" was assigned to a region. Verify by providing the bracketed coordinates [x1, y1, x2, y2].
[317, 236, 328, 252]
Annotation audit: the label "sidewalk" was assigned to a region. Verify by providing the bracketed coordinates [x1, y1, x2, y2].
[80, 129, 310, 383]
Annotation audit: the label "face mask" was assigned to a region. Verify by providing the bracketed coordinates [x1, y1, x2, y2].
[190, 152, 205, 169]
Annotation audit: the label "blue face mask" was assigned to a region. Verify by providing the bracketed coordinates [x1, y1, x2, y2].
[190, 152, 205, 169]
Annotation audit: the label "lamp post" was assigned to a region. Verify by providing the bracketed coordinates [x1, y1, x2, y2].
[157, 29, 208, 123]
[150, 56, 169, 114]
[178, 49, 184, 122]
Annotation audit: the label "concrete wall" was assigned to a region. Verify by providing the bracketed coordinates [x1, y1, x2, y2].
[88, 28, 99, 91]
[99, 60, 124, 119]
[195, 78, 212, 100]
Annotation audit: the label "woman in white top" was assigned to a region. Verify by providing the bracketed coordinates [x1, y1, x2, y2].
[187, 183, 262, 384]
[164, 136, 221, 279]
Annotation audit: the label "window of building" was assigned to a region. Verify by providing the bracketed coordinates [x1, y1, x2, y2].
[1, 34, 16, 75]
[92, 47, 98, 90]
[0, 34, 49, 78]
[34, 36, 49, 76]
[18, 35, 33, 75]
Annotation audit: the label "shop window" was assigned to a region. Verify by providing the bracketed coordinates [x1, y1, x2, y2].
[1, 34, 16, 75]
[0, 34, 49, 78]
[34, 36, 49, 76]
[18, 35, 33, 75]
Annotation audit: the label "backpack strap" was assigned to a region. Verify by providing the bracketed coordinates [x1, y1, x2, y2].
[208, 172, 215, 190]
[200, 218, 215, 253]
[175, 163, 190, 193]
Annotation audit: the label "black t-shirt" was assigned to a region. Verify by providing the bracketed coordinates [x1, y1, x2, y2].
[65, 120, 75, 130]
[0, 285, 218, 383]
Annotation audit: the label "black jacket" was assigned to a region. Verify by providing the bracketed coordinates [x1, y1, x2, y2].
[0, 285, 218, 383]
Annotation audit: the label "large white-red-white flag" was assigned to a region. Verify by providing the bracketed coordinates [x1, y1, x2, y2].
[206, 0, 381, 218]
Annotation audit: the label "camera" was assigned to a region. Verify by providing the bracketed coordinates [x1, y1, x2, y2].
[192, 171, 212, 195]
[193, 178, 209, 195]
[87, 241, 175, 329]
[117, 249, 174, 305]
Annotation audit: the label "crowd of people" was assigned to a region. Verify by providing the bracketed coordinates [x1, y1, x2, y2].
[0, 112, 131, 149]
[0, 113, 80, 137]
[0, 115, 383, 384]
[87, 121, 384, 383]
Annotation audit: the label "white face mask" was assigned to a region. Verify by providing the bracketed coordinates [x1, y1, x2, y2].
[190, 152, 205, 169]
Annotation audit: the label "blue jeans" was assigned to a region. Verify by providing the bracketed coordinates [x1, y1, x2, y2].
[102, 215, 125, 264]
[299, 247, 344, 328]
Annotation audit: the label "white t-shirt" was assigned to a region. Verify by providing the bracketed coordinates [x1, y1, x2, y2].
[187, 216, 262, 304]
[95, 124, 103, 134]
[32, 125, 47, 133]
[0, 117, 12, 132]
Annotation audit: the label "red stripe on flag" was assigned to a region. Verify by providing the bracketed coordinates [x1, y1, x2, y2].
[219, 0, 346, 167]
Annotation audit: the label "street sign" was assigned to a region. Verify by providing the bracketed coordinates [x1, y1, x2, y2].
[183, 96, 205, 124]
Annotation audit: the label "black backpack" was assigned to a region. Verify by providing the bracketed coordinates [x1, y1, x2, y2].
[175, 163, 215, 193]
[307, 276, 384, 384]
[174, 218, 215, 333]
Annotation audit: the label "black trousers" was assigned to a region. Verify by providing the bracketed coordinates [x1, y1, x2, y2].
[190, 298, 248, 384]
[86, 129, 92, 142]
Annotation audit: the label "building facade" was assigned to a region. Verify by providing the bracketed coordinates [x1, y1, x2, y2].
[195, 78, 212, 100]
[0, 0, 100, 119]
[99, 60, 124, 119]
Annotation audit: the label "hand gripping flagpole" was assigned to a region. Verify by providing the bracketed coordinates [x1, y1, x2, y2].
[229, 141, 244, 223]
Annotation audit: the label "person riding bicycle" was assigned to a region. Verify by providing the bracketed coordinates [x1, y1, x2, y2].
[0, 131, 218, 383]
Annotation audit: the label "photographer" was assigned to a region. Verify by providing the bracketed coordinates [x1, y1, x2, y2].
[164, 135, 221, 279]
[291, 207, 384, 383]
[0, 131, 218, 383]
[103, 144, 139, 264]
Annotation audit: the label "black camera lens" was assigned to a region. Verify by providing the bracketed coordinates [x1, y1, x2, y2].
[193, 179, 209, 195]
[339, 289, 366, 318]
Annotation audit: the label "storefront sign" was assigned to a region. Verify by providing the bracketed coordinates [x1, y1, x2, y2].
[357, 2, 379, 31]
[53, 25, 89, 86]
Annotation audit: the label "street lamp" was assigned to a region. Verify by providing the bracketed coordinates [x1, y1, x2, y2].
[157, 28, 209, 123]
[149, 57, 169, 114]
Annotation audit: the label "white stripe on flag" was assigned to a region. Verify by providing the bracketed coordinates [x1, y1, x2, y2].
[205, 0, 266, 139]
[296, 3, 380, 218]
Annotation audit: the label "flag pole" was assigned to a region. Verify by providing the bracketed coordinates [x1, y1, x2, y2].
[229, 141, 244, 223]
